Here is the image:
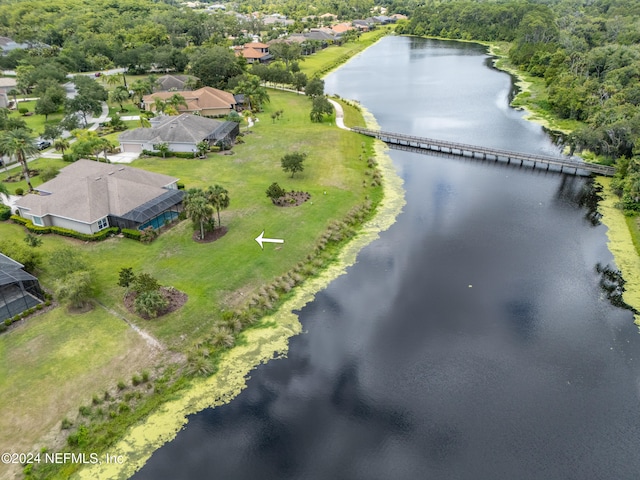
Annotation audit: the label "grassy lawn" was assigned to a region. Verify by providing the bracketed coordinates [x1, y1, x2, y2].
[0, 306, 160, 473]
[299, 28, 393, 78]
[108, 103, 142, 117]
[10, 101, 65, 136]
[0, 89, 379, 466]
[1, 157, 68, 194]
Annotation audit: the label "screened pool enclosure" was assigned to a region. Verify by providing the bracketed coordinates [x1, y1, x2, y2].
[0, 253, 44, 322]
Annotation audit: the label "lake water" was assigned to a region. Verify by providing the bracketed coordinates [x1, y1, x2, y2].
[132, 36, 640, 479]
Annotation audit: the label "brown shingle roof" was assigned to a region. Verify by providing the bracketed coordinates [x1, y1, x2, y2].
[16, 160, 178, 224]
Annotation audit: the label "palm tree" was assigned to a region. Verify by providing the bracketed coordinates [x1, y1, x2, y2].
[153, 142, 170, 158]
[109, 87, 130, 112]
[104, 73, 123, 88]
[168, 94, 188, 113]
[184, 192, 213, 239]
[131, 79, 152, 105]
[0, 129, 37, 192]
[53, 138, 70, 155]
[206, 184, 230, 228]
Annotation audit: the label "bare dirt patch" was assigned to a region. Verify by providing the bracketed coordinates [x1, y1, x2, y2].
[272, 191, 311, 207]
[124, 287, 188, 320]
[192, 225, 228, 243]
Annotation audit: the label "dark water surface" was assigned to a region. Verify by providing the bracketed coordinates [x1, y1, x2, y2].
[133, 37, 640, 480]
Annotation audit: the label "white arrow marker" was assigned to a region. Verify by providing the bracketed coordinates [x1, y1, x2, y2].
[255, 231, 285, 249]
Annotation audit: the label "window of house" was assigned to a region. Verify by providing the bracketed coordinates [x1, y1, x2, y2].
[97, 217, 109, 230]
[32, 216, 43, 226]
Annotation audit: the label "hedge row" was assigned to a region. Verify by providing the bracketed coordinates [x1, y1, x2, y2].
[122, 228, 142, 240]
[0, 300, 51, 335]
[10, 215, 120, 241]
[141, 147, 220, 159]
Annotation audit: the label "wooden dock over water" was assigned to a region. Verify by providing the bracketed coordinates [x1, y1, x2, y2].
[351, 127, 616, 177]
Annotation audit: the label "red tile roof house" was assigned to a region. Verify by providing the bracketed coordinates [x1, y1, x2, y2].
[143, 86, 237, 117]
[233, 42, 272, 64]
[15, 160, 184, 234]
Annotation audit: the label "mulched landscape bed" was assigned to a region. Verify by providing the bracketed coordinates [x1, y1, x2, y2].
[192, 225, 228, 243]
[124, 287, 188, 320]
[272, 191, 311, 207]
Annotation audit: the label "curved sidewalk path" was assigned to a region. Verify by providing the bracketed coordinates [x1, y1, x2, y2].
[327, 98, 349, 131]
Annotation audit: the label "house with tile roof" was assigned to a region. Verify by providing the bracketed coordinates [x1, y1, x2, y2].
[118, 113, 239, 154]
[143, 86, 237, 116]
[15, 160, 184, 234]
[234, 42, 272, 64]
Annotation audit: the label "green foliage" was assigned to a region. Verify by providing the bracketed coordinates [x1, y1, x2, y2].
[39, 165, 60, 182]
[118, 267, 135, 288]
[122, 228, 142, 241]
[140, 226, 158, 244]
[0, 204, 11, 221]
[134, 290, 169, 319]
[23, 233, 42, 248]
[14, 187, 24, 196]
[133, 273, 160, 295]
[0, 238, 41, 272]
[266, 182, 286, 200]
[305, 77, 325, 98]
[55, 270, 93, 309]
[310, 96, 333, 123]
[281, 151, 306, 178]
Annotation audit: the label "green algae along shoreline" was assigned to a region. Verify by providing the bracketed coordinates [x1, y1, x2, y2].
[73, 115, 405, 479]
[596, 178, 640, 326]
[483, 41, 640, 325]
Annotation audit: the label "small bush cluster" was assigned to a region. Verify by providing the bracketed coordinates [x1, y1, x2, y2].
[118, 268, 168, 319]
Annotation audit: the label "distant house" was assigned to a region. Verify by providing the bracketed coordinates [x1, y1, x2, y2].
[0, 36, 29, 55]
[331, 23, 355, 37]
[143, 86, 237, 116]
[234, 42, 272, 64]
[154, 74, 199, 92]
[15, 160, 184, 233]
[0, 253, 44, 323]
[118, 113, 239, 154]
[0, 77, 16, 108]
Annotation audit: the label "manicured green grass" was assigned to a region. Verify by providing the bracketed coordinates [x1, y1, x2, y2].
[1, 157, 68, 193]
[10, 100, 65, 135]
[299, 28, 393, 78]
[108, 102, 142, 117]
[0, 88, 379, 461]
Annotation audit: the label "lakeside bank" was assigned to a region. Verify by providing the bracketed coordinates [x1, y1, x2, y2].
[69, 41, 404, 479]
[73, 106, 404, 480]
[482, 39, 640, 325]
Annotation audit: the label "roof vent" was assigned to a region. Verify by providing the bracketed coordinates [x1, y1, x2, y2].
[95, 176, 101, 181]
[118, 167, 125, 171]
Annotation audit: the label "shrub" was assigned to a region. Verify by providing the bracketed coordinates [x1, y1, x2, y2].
[122, 228, 142, 241]
[4, 319, 11, 326]
[78, 405, 92, 416]
[132, 374, 142, 386]
[0, 323, 7, 333]
[134, 289, 168, 318]
[141, 370, 150, 382]
[15, 187, 23, 196]
[177, 182, 185, 190]
[117, 380, 127, 391]
[266, 182, 286, 201]
[62, 153, 77, 162]
[60, 418, 73, 430]
[133, 273, 160, 294]
[0, 204, 11, 221]
[140, 226, 157, 244]
[18, 107, 28, 115]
